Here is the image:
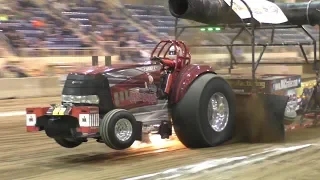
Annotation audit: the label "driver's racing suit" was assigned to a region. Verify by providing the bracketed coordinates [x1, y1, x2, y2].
[158, 58, 176, 99]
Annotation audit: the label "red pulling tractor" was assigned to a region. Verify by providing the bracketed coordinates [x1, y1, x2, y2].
[26, 40, 240, 149]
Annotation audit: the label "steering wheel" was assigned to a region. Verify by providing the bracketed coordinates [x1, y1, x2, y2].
[151, 56, 165, 65]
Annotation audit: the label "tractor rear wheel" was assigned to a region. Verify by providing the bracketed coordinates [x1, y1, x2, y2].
[171, 73, 236, 148]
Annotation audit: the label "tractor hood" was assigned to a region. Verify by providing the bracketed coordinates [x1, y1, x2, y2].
[61, 63, 152, 114]
[61, 69, 115, 115]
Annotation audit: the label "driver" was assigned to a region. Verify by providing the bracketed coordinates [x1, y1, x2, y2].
[161, 46, 177, 69]
[158, 46, 179, 99]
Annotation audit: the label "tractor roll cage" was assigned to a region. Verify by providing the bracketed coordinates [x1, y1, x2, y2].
[151, 40, 191, 71]
[173, 0, 320, 92]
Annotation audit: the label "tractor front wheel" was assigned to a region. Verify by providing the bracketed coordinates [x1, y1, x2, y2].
[100, 109, 138, 150]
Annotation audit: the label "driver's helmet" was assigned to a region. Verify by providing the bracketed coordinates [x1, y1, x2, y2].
[167, 45, 178, 60]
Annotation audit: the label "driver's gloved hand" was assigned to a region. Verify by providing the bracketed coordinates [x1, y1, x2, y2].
[151, 56, 161, 62]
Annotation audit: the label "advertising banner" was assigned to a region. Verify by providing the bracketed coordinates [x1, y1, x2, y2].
[283, 79, 317, 120]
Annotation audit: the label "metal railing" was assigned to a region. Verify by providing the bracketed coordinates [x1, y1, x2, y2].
[113, 44, 311, 55]
[16, 47, 100, 57]
[2, 39, 315, 58]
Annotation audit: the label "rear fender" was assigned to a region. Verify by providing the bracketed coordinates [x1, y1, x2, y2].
[170, 64, 214, 104]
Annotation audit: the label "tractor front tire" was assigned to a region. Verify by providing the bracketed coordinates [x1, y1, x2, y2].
[171, 73, 236, 148]
[100, 109, 137, 150]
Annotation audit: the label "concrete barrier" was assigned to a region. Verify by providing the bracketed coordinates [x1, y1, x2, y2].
[215, 64, 316, 75]
[3, 55, 120, 72]
[0, 76, 62, 100]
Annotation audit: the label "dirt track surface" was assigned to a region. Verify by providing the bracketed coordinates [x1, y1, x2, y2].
[1, 97, 320, 180]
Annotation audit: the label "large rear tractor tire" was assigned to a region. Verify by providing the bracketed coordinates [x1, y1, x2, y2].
[100, 109, 138, 150]
[171, 73, 236, 148]
[54, 138, 82, 148]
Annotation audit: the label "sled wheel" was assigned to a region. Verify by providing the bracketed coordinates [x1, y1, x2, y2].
[100, 109, 137, 150]
[171, 73, 236, 148]
[54, 137, 82, 148]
